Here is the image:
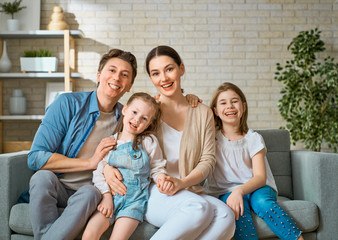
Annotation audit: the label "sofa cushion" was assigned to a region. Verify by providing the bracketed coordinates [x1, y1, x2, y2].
[11, 234, 33, 240]
[9, 204, 33, 235]
[256, 129, 293, 199]
[254, 197, 319, 238]
[10, 196, 318, 239]
[9, 203, 157, 239]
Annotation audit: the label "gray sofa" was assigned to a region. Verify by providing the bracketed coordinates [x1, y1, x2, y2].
[1, 129, 337, 240]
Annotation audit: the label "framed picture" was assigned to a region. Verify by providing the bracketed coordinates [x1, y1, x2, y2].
[0, 0, 41, 31]
[45, 82, 72, 109]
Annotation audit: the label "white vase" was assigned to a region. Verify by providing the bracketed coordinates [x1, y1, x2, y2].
[0, 40, 12, 73]
[7, 19, 20, 31]
[9, 89, 26, 115]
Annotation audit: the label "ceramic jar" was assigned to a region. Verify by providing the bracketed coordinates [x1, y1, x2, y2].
[9, 89, 26, 115]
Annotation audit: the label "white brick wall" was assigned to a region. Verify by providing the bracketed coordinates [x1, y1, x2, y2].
[3, 0, 337, 151]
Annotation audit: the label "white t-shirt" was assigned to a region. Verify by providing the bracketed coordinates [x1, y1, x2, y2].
[204, 129, 277, 197]
[162, 121, 182, 179]
[93, 133, 168, 194]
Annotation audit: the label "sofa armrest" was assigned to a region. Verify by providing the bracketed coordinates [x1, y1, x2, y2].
[0, 151, 34, 240]
[291, 150, 338, 240]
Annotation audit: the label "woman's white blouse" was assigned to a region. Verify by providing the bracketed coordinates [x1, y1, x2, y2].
[162, 121, 182, 179]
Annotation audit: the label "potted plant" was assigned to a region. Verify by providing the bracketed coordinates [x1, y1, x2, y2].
[275, 28, 337, 152]
[20, 49, 58, 72]
[0, 0, 26, 31]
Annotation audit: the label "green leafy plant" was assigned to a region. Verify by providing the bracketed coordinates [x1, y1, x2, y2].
[275, 28, 337, 152]
[0, 0, 26, 19]
[23, 49, 54, 57]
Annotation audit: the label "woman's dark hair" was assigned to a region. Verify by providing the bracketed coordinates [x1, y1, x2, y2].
[145, 45, 183, 75]
[113, 92, 161, 150]
[210, 82, 248, 134]
[98, 48, 137, 84]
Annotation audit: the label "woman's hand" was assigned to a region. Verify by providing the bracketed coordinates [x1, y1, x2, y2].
[160, 175, 185, 196]
[156, 173, 174, 195]
[226, 188, 244, 220]
[89, 137, 116, 169]
[97, 193, 114, 218]
[103, 165, 127, 196]
[185, 94, 203, 108]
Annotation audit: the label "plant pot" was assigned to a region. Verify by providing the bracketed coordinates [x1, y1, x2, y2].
[20, 57, 58, 72]
[7, 19, 20, 31]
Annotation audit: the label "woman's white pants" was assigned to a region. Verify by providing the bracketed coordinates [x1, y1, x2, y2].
[144, 184, 235, 240]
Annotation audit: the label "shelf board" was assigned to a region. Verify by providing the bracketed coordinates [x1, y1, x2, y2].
[0, 30, 84, 39]
[0, 72, 82, 79]
[0, 115, 44, 120]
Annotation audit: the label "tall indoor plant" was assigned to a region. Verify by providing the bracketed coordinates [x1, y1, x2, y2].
[275, 28, 337, 152]
[0, 0, 26, 31]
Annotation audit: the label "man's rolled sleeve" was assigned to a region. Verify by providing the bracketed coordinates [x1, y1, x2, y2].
[28, 151, 53, 171]
[28, 94, 72, 171]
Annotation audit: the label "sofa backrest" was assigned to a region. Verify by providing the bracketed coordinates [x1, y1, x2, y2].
[255, 129, 293, 199]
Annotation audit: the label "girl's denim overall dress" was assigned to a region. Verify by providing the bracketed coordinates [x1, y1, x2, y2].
[108, 141, 151, 222]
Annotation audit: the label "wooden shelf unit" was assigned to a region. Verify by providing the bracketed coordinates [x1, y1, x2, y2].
[0, 30, 84, 153]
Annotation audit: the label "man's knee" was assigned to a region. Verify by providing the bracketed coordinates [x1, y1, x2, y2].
[30, 170, 58, 190]
[68, 185, 101, 207]
[78, 185, 101, 199]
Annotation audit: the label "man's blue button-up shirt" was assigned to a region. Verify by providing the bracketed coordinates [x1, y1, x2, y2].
[28, 90, 122, 171]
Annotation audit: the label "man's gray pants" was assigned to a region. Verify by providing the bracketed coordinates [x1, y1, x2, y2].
[29, 170, 101, 240]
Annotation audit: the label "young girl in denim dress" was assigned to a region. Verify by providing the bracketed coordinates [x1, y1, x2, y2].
[204, 82, 304, 240]
[83, 92, 173, 240]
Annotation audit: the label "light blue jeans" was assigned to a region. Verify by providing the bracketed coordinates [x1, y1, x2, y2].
[220, 185, 302, 240]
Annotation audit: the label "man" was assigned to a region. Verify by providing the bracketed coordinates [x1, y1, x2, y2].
[28, 49, 137, 240]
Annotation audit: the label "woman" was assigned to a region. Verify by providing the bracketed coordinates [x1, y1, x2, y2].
[105, 46, 235, 240]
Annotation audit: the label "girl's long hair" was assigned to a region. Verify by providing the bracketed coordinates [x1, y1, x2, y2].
[210, 82, 248, 134]
[113, 92, 161, 150]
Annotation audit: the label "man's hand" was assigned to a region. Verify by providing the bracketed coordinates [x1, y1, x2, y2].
[89, 137, 117, 169]
[103, 165, 127, 196]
